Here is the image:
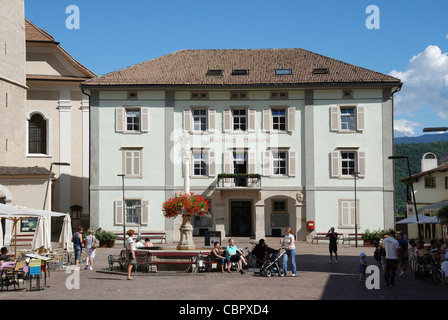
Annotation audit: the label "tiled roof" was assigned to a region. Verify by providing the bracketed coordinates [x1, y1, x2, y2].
[82, 48, 402, 87]
[0, 166, 50, 176]
[25, 19, 96, 78]
[25, 18, 56, 43]
[400, 161, 448, 182]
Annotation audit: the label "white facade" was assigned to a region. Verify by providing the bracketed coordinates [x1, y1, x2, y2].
[87, 80, 399, 241]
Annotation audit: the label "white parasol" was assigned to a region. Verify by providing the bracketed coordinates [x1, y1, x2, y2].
[58, 213, 73, 251]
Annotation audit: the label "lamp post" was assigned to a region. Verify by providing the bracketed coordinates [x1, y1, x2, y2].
[352, 171, 360, 248]
[423, 127, 448, 133]
[117, 174, 126, 248]
[388, 155, 423, 241]
[43, 162, 70, 210]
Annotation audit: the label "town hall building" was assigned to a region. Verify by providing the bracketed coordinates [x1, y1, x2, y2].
[82, 49, 402, 242]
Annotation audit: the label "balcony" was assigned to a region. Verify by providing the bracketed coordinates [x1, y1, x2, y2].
[216, 173, 262, 189]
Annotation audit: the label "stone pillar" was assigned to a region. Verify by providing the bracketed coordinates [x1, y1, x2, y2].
[254, 203, 265, 240]
[214, 199, 226, 239]
[58, 88, 71, 213]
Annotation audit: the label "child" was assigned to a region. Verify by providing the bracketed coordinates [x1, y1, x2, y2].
[359, 252, 368, 281]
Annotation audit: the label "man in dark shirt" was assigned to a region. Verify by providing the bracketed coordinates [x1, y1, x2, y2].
[0, 247, 11, 261]
[326, 227, 338, 264]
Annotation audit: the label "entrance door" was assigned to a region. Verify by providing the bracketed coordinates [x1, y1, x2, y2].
[231, 201, 252, 236]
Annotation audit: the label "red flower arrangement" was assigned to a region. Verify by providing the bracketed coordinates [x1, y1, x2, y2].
[162, 192, 210, 219]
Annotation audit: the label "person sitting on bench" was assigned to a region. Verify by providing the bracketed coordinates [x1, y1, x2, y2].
[226, 238, 248, 274]
[212, 241, 230, 273]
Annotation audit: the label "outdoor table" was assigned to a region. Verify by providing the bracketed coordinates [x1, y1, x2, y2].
[25, 254, 53, 289]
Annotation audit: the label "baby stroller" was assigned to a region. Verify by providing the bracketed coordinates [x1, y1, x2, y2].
[259, 249, 286, 277]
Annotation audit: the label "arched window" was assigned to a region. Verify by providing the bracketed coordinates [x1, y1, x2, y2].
[28, 113, 47, 154]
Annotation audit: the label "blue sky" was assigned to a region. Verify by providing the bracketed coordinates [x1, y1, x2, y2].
[25, 0, 448, 137]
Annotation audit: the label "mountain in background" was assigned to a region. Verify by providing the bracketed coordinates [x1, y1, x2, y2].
[394, 132, 448, 144]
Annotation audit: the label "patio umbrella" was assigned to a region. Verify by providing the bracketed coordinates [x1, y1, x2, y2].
[58, 213, 73, 251]
[31, 216, 52, 252]
[0, 217, 3, 248]
[395, 214, 433, 224]
[0, 203, 65, 258]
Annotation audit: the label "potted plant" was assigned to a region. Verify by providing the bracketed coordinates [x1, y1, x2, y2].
[94, 229, 118, 247]
[162, 192, 209, 250]
[362, 228, 395, 247]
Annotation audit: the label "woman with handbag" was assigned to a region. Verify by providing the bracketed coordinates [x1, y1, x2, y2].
[84, 229, 97, 270]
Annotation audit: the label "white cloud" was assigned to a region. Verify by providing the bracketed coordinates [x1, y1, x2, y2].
[390, 45, 448, 118]
[394, 119, 421, 137]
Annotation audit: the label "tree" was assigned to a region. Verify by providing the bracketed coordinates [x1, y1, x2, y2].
[437, 205, 448, 226]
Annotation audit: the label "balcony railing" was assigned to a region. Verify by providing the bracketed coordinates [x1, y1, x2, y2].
[216, 173, 262, 188]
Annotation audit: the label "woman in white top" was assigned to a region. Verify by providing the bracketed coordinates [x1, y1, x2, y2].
[83, 229, 97, 270]
[126, 229, 136, 280]
[281, 227, 297, 276]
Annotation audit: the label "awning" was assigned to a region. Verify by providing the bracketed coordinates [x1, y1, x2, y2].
[418, 200, 448, 212]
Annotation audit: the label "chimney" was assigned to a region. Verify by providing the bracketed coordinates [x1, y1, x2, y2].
[421, 152, 438, 172]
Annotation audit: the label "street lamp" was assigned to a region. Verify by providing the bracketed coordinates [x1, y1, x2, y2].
[352, 171, 360, 248]
[117, 174, 126, 248]
[388, 155, 423, 241]
[43, 162, 70, 210]
[423, 127, 448, 133]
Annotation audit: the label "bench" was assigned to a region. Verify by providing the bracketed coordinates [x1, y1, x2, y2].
[107, 250, 127, 271]
[11, 234, 34, 244]
[108, 250, 150, 272]
[146, 251, 200, 273]
[114, 232, 166, 244]
[343, 233, 364, 244]
[312, 233, 344, 244]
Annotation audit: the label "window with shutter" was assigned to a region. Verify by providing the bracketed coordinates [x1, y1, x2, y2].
[141, 201, 149, 225]
[115, 200, 123, 225]
[339, 200, 360, 228]
[183, 109, 192, 132]
[123, 148, 142, 177]
[330, 105, 365, 132]
[331, 149, 366, 178]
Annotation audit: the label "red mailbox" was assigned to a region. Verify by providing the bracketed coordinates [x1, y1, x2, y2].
[307, 221, 315, 231]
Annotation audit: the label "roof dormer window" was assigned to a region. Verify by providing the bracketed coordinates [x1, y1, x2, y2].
[206, 69, 223, 76]
[312, 68, 330, 75]
[275, 68, 292, 75]
[232, 69, 249, 76]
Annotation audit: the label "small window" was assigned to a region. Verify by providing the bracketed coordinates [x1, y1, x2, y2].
[127, 91, 138, 100]
[425, 177, 436, 189]
[445, 176, 448, 189]
[340, 107, 356, 131]
[272, 108, 286, 131]
[28, 113, 47, 154]
[270, 91, 289, 100]
[342, 90, 353, 99]
[272, 151, 287, 176]
[232, 109, 247, 131]
[312, 68, 330, 75]
[191, 92, 209, 100]
[206, 69, 223, 76]
[125, 199, 141, 224]
[230, 91, 248, 100]
[341, 152, 356, 176]
[273, 200, 286, 212]
[275, 69, 292, 75]
[232, 69, 249, 76]
[192, 109, 207, 132]
[125, 109, 140, 131]
[193, 151, 208, 176]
